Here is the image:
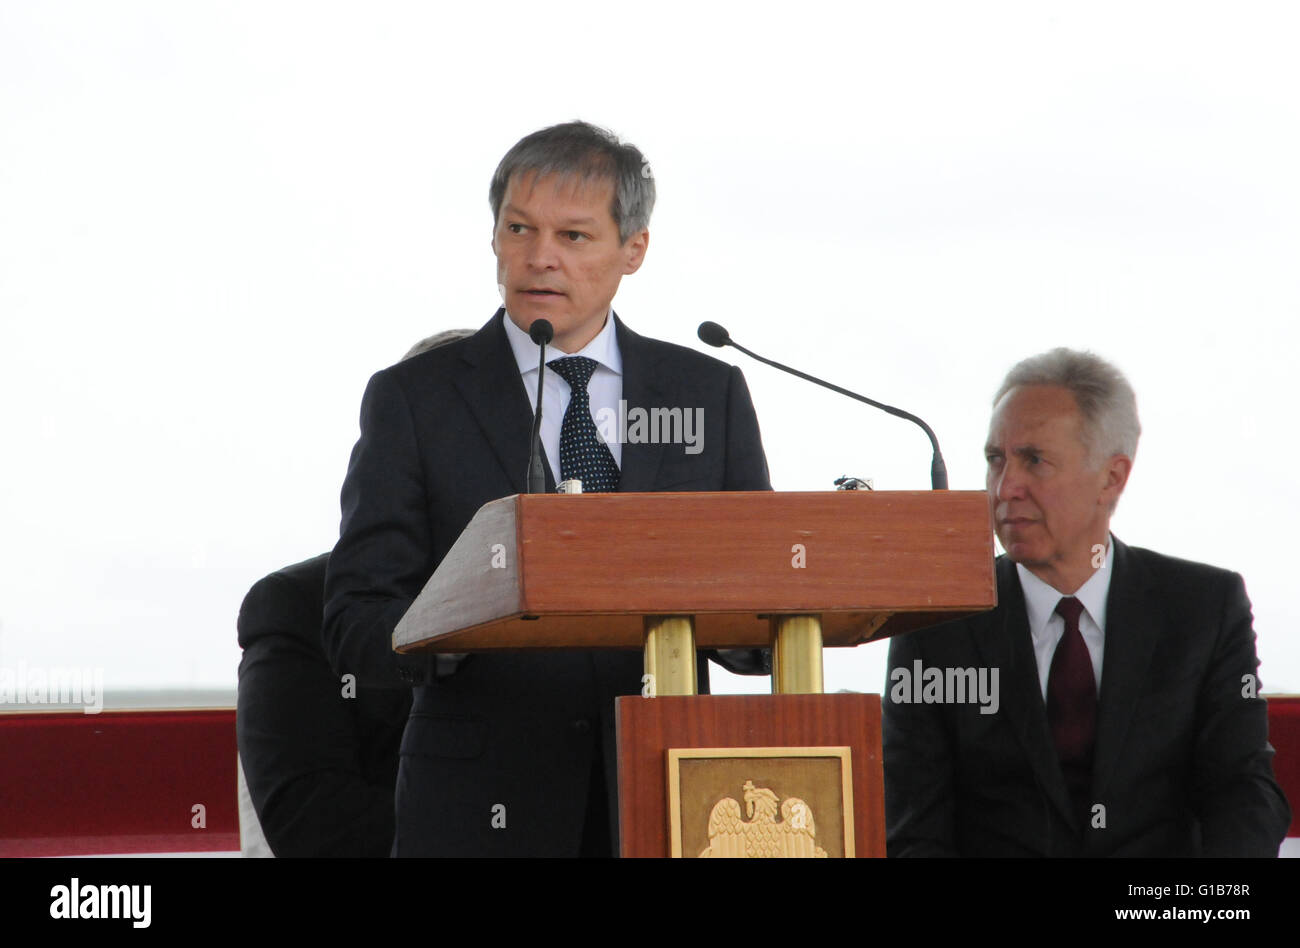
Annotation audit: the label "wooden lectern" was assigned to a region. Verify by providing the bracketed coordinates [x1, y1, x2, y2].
[395, 490, 994, 857]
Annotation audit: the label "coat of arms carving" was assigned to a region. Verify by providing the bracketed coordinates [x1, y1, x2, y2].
[698, 779, 827, 857]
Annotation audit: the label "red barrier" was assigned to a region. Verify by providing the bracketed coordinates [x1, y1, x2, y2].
[2, 698, 1297, 856]
[0, 709, 238, 857]
[1269, 696, 1300, 837]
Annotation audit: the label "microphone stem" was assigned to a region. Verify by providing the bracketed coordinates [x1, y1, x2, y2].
[527, 342, 548, 493]
[728, 340, 948, 490]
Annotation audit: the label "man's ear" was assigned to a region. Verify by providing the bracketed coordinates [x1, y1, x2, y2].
[622, 229, 649, 274]
[1099, 454, 1132, 508]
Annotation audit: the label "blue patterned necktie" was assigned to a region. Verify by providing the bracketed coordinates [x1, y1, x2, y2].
[548, 356, 620, 493]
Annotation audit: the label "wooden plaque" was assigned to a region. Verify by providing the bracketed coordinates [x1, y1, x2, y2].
[616, 693, 884, 858]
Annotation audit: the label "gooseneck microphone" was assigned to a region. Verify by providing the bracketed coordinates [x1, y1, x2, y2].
[526, 319, 554, 494]
[697, 321, 949, 490]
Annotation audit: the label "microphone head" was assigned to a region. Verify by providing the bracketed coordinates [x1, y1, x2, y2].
[529, 319, 554, 346]
[697, 321, 730, 347]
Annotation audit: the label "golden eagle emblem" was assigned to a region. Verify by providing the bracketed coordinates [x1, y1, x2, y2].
[698, 780, 827, 858]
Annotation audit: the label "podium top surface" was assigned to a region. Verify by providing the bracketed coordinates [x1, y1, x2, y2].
[395, 490, 996, 652]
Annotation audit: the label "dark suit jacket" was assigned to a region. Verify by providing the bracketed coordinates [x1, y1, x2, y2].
[323, 309, 771, 856]
[883, 537, 1290, 857]
[237, 553, 412, 857]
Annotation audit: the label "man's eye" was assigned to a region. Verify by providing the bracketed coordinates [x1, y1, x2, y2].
[563, 231, 587, 242]
[506, 223, 526, 234]
[1027, 454, 1042, 466]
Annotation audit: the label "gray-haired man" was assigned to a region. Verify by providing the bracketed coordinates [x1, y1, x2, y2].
[323, 121, 771, 856]
[884, 348, 1289, 856]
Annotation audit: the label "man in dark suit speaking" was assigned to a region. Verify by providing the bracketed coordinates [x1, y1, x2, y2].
[884, 348, 1289, 856]
[323, 121, 771, 856]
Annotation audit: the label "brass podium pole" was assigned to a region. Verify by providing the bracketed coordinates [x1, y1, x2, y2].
[770, 615, 824, 694]
[643, 616, 697, 697]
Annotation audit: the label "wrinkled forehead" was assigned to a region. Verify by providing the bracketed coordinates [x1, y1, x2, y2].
[499, 169, 616, 218]
[987, 384, 1085, 444]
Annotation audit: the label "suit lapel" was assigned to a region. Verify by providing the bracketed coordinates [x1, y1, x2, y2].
[453, 309, 556, 494]
[972, 557, 1077, 828]
[612, 314, 671, 492]
[1090, 537, 1161, 800]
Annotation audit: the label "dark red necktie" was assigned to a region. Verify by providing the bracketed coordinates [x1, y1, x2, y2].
[1047, 596, 1096, 824]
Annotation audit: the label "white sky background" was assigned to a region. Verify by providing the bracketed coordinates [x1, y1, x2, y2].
[1, 1, 1297, 698]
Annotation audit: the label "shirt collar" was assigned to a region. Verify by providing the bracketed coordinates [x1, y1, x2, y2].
[1016, 536, 1114, 637]
[503, 309, 623, 377]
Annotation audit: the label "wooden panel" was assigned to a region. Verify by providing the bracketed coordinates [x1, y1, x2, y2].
[398, 490, 995, 652]
[395, 498, 522, 650]
[399, 611, 910, 652]
[519, 491, 991, 613]
[616, 694, 884, 858]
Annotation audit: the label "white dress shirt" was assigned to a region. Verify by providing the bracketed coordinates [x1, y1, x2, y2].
[1016, 538, 1114, 700]
[503, 310, 623, 486]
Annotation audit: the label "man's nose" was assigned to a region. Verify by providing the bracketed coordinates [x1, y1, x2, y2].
[992, 462, 1027, 501]
[527, 233, 561, 270]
